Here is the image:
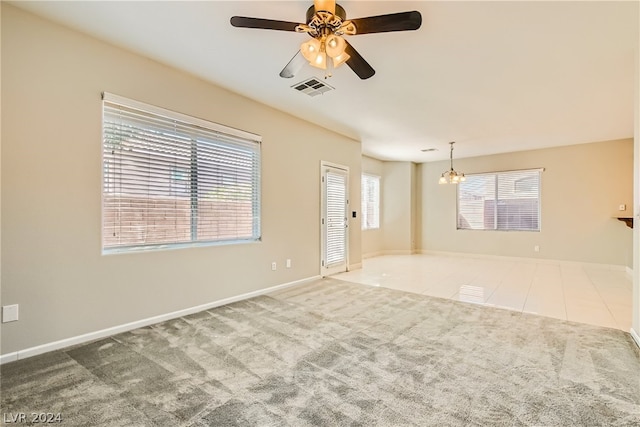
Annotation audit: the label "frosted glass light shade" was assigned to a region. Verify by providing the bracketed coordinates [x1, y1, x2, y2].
[312, 51, 327, 69]
[332, 52, 350, 68]
[326, 34, 346, 58]
[301, 38, 321, 63]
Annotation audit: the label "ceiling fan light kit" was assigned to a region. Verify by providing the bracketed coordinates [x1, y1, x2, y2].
[300, 34, 350, 71]
[230, 0, 422, 80]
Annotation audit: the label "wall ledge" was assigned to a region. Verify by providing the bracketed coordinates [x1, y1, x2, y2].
[0, 275, 320, 365]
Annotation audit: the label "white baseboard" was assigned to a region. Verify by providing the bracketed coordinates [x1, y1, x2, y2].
[348, 262, 363, 271]
[0, 275, 320, 365]
[418, 250, 630, 272]
[0, 352, 18, 365]
[362, 251, 384, 259]
[382, 250, 416, 256]
[625, 266, 633, 281]
[631, 328, 640, 349]
[363, 250, 417, 258]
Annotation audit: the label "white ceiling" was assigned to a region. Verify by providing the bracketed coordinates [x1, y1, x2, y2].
[12, 0, 639, 162]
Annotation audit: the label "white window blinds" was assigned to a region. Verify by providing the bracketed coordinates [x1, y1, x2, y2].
[102, 93, 261, 253]
[325, 170, 347, 267]
[457, 169, 541, 231]
[361, 174, 380, 230]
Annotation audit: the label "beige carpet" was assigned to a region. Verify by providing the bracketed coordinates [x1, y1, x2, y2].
[2, 278, 639, 426]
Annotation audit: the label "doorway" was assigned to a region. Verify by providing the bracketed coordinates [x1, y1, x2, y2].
[321, 162, 349, 276]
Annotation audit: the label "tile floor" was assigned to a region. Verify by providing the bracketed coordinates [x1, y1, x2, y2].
[335, 254, 634, 332]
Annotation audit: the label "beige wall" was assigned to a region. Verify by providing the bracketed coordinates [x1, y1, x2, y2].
[633, 30, 639, 336]
[1, 5, 361, 354]
[411, 162, 418, 252]
[362, 158, 419, 257]
[420, 139, 634, 267]
[382, 162, 416, 253]
[0, 4, 3, 323]
[361, 156, 384, 257]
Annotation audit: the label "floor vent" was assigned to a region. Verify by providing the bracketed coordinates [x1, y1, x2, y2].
[292, 78, 335, 97]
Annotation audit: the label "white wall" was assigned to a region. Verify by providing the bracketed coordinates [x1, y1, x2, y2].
[420, 139, 634, 267]
[0, 5, 362, 355]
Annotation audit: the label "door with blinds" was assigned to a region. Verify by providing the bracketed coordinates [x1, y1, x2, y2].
[321, 163, 349, 276]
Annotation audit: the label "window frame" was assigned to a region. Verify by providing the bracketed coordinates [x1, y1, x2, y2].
[361, 173, 381, 230]
[456, 168, 542, 232]
[101, 92, 262, 254]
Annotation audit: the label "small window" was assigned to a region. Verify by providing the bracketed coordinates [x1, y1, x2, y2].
[457, 169, 541, 231]
[361, 174, 380, 230]
[102, 93, 261, 253]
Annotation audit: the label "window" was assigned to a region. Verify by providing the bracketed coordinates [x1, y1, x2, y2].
[102, 93, 261, 253]
[361, 174, 380, 230]
[457, 169, 541, 231]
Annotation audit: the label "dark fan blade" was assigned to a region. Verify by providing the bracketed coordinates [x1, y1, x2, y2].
[344, 41, 375, 80]
[230, 16, 301, 32]
[279, 51, 306, 78]
[350, 11, 422, 35]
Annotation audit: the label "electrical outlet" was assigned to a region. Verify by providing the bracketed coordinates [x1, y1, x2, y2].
[271, 262, 277, 271]
[2, 304, 19, 323]
[286, 259, 291, 268]
[534, 245, 540, 252]
[619, 204, 626, 211]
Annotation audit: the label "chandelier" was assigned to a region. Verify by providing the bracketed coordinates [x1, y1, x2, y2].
[439, 141, 466, 184]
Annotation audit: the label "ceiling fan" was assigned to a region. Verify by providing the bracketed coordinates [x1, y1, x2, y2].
[230, 0, 422, 80]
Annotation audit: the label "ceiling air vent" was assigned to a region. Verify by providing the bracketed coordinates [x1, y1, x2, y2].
[421, 148, 438, 152]
[292, 78, 335, 97]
